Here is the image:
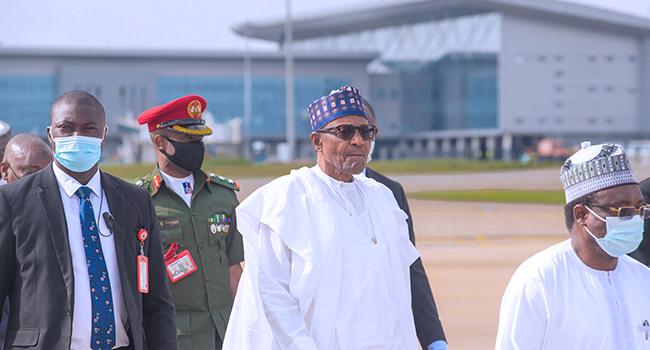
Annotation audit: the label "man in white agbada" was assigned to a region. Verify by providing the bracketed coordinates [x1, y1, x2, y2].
[223, 86, 420, 349]
[495, 142, 650, 350]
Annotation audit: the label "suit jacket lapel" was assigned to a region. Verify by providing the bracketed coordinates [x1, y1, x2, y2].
[101, 172, 127, 265]
[38, 163, 75, 306]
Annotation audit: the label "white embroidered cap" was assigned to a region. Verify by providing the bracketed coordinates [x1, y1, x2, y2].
[560, 141, 637, 203]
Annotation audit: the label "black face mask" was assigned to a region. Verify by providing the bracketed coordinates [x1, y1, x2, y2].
[161, 137, 205, 173]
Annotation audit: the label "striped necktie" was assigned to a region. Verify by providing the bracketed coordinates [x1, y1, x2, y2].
[75, 186, 116, 350]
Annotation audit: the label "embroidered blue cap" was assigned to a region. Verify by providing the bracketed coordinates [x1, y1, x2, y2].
[308, 86, 367, 132]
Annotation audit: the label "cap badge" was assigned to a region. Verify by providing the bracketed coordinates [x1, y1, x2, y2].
[187, 100, 202, 118]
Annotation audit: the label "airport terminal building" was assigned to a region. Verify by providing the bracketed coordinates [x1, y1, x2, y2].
[1, 0, 649, 161]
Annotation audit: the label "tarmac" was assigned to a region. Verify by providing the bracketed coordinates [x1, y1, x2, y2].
[235, 164, 650, 350]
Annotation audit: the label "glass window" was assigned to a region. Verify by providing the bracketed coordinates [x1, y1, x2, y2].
[0, 75, 57, 134]
[416, 88, 425, 101]
[376, 88, 385, 101]
[158, 76, 348, 137]
[403, 89, 412, 101]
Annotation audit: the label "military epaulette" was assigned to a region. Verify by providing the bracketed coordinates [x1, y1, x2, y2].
[135, 179, 149, 188]
[208, 173, 240, 191]
[134, 177, 158, 191]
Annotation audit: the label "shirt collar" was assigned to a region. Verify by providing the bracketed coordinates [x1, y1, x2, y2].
[158, 167, 193, 185]
[153, 165, 209, 195]
[313, 164, 355, 189]
[52, 162, 102, 198]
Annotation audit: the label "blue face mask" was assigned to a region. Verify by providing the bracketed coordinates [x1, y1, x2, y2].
[584, 206, 644, 257]
[51, 129, 105, 173]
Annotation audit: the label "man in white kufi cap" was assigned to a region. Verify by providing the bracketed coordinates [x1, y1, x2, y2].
[495, 141, 650, 350]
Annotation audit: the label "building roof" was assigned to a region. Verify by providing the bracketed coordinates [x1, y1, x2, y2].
[234, 0, 650, 43]
[0, 47, 379, 61]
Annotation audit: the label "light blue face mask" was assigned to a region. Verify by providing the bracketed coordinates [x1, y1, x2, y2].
[584, 206, 644, 257]
[51, 129, 105, 173]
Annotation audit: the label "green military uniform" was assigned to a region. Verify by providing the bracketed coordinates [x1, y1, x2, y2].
[136, 166, 243, 350]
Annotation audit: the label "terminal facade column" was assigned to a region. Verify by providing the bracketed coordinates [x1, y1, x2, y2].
[441, 138, 450, 158]
[502, 133, 513, 161]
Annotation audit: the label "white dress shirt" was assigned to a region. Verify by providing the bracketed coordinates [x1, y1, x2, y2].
[159, 168, 194, 208]
[496, 239, 650, 350]
[313, 165, 376, 243]
[52, 164, 129, 349]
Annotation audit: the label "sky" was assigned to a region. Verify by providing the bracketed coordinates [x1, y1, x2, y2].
[0, 0, 648, 52]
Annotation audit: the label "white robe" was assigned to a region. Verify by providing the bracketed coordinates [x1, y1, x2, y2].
[223, 166, 420, 350]
[496, 239, 650, 350]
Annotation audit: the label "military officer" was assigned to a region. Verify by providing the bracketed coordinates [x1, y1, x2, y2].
[136, 95, 244, 350]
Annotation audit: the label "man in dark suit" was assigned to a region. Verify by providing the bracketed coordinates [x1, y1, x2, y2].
[629, 177, 650, 266]
[0, 90, 177, 349]
[0, 133, 54, 350]
[363, 99, 447, 350]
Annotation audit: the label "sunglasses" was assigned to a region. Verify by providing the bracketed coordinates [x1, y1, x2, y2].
[587, 203, 650, 220]
[318, 124, 378, 141]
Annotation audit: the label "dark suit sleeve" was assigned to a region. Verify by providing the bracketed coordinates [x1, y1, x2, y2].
[141, 191, 178, 349]
[0, 188, 14, 314]
[0, 188, 14, 350]
[365, 168, 447, 347]
[629, 178, 650, 266]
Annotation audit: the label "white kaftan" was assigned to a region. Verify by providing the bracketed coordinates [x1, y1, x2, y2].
[223, 166, 420, 350]
[496, 239, 650, 350]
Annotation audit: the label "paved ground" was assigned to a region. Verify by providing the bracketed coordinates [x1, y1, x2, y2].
[410, 198, 566, 349]
[418, 238, 562, 350]
[234, 165, 650, 349]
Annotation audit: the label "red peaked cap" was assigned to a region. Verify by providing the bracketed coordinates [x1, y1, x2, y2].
[137, 95, 212, 135]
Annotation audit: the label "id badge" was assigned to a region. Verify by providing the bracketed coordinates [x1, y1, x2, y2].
[138, 255, 149, 293]
[165, 250, 197, 283]
[137, 229, 149, 293]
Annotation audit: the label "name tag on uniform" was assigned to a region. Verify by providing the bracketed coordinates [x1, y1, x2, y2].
[165, 250, 197, 283]
[159, 218, 181, 228]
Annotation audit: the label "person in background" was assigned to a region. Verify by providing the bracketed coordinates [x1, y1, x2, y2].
[629, 177, 650, 266]
[0, 133, 53, 350]
[495, 142, 650, 349]
[0, 90, 177, 350]
[0, 133, 53, 183]
[362, 99, 447, 350]
[136, 95, 244, 350]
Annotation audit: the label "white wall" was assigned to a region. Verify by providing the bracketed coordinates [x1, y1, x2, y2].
[500, 14, 641, 137]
